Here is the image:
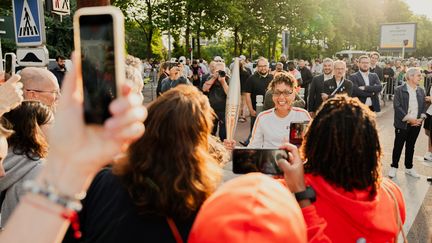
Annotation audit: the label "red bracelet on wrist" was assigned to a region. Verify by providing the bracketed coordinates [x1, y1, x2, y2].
[24, 196, 82, 239]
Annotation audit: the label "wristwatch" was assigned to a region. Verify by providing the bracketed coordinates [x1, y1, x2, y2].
[294, 186, 316, 203]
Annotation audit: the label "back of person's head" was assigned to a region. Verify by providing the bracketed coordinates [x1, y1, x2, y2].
[116, 85, 222, 219]
[2, 101, 53, 160]
[302, 95, 382, 196]
[125, 65, 144, 102]
[20, 67, 59, 108]
[188, 173, 307, 243]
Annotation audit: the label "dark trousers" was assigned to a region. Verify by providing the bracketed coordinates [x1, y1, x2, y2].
[391, 126, 421, 169]
[212, 111, 226, 140]
[250, 116, 256, 132]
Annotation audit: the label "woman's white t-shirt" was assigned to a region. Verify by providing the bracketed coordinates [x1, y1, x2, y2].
[248, 107, 311, 148]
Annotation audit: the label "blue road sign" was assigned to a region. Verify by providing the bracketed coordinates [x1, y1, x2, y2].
[13, 0, 46, 46]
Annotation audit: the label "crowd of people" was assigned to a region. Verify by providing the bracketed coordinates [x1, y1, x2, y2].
[0, 46, 431, 243]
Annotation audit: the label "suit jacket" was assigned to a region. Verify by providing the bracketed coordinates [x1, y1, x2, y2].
[350, 71, 382, 112]
[370, 66, 384, 81]
[393, 83, 426, 130]
[308, 74, 325, 112]
[322, 77, 353, 98]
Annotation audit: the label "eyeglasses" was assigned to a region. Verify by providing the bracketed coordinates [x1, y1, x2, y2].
[273, 89, 293, 97]
[26, 89, 61, 96]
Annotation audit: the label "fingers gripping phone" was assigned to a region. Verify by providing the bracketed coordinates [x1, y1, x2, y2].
[4, 53, 17, 81]
[232, 148, 288, 175]
[73, 6, 125, 124]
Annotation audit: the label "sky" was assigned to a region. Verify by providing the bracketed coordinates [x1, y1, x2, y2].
[403, 0, 432, 19]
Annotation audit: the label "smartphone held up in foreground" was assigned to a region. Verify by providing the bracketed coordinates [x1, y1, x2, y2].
[232, 148, 288, 175]
[73, 6, 125, 124]
[3, 53, 16, 82]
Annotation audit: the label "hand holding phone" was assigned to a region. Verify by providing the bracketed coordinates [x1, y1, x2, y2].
[232, 148, 288, 175]
[3, 53, 16, 82]
[276, 143, 306, 193]
[74, 6, 125, 124]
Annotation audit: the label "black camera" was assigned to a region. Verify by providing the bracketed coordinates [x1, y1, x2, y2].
[168, 62, 180, 70]
[218, 70, 226, 78]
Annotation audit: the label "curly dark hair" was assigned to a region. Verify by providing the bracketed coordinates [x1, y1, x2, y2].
[114, 85, 222, 219]
[268, 72, 298, 90]
[302, 95, 382, 196]
[2, 101, 53, 160]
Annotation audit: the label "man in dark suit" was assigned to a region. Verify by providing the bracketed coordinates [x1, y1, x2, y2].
[298, 59, 313, 108]
[369, 51, 383, 82]
[307, 58, 334, 117]
[350, 55, 382, 112]
[322, 60, 353, 101]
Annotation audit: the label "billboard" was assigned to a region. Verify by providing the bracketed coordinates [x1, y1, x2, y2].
[379, 23, 416, 51]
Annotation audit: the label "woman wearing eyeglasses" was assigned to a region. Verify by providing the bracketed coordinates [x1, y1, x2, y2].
[248, 73, 310, 148]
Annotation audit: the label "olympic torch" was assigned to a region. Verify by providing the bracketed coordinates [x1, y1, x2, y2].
[225, 58, 241, 141]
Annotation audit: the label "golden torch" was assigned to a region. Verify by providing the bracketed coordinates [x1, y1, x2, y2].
[225, 58, 241, 141]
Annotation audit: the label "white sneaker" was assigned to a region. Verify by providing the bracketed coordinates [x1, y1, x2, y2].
[388, 167, 397, 178]
[405, 168, 421, 178]
[424, 152, 432, 161]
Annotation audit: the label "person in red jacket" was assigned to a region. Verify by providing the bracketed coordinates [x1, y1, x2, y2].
[188, 172, 330, 243]
[299, 95, 406, 242]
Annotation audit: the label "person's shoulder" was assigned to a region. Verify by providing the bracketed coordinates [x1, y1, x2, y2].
[369, 72, 380, 79]
[89, 168, 122, 193]
[291, 107, 309, 116]
[161, 76, 170, 83]
[256, 109, 274, 120]
[323, 78, 333, 84]
[350, 72, 359, 78]
[312, 74, 323, 80]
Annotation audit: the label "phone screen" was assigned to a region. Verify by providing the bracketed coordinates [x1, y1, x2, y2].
[4, 55, 13, 81]
[232, 148, 287, 175]
[80, 14, 116, 124]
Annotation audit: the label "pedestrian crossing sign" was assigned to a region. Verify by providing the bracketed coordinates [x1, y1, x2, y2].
[52, 0, 70, 15]
[13, 0, 46, 46]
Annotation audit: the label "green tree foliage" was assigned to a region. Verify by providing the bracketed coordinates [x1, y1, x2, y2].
[2, 0, 432, 61]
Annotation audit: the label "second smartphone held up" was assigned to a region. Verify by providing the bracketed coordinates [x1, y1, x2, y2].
[73, 6, 125, 124]
[232, 148, 288, 175]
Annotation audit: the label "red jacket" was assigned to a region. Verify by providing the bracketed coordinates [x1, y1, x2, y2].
[188, 173, 309, 243]
[304, 174, 406, 242]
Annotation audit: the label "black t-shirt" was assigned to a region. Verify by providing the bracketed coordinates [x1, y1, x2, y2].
[240, 68, 252, 93]
[206, 76, 229, 112]
[62, 169, 196, 243]
[244, 72, 273, 110]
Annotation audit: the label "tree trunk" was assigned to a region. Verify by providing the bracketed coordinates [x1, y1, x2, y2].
[233, 26, 239, 57]
[271, 32, 277, 61]
[185, 9, 191, 55]
[267, 35, 271, 60]
[146, 0, 153, 59]
[196, 27, 201, 58]
[239, 35, 245, 55]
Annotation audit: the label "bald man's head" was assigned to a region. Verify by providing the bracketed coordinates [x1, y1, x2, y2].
[21, 67, 60, 109]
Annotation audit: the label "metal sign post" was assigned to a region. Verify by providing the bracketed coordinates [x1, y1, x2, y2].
[282, 30, 290, 58]
[402, 39, 408, 59]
